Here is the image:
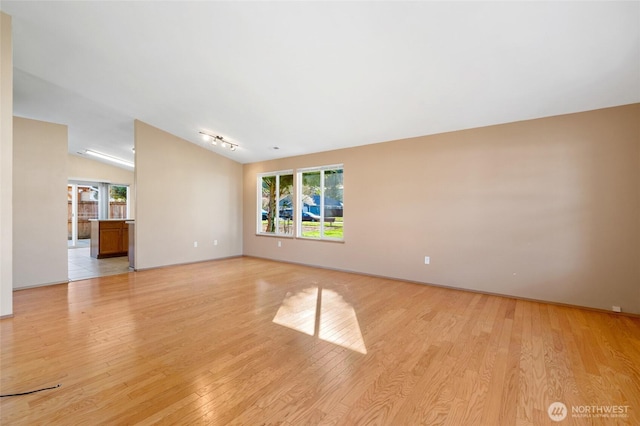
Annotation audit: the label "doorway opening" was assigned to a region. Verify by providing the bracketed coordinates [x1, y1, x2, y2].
[67, 181, 131, 280]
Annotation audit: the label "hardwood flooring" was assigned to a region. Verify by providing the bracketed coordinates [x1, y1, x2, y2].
[1, 257, 639, 425]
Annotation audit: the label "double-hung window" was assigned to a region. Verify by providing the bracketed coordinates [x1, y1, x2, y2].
[257, 170, 294, 236]
[297, 165, 344, 241]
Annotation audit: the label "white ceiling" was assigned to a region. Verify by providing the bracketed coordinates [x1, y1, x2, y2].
[2, 1, 639, 167]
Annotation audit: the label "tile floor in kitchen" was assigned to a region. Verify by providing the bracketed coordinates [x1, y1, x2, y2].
[68, 240, 131, 281]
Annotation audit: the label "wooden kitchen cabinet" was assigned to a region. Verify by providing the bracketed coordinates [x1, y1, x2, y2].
[90, 220, 129, 258]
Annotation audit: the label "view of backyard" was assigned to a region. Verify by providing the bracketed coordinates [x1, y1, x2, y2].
[67, 184, 128, 239]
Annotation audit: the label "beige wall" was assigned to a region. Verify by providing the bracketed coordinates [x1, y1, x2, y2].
[243, 104, 640, 314]
[13, 117, 69, 289]
[68, 153, 134, 185]
[68, 153, 135, 218]
[0, 12, 13, 315]
[135, 120, 243, 270]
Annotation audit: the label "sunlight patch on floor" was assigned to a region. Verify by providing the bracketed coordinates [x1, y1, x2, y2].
[273, 286, 367, 354]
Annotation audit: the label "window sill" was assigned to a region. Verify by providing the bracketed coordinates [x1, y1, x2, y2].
[255, 233, 294, 239]
[254, 234, 344, 243]
[297, 236, 344, 243]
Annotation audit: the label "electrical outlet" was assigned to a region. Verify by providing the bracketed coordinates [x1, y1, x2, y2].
[194, 241, 198, 248]
[278, 240, 282, 248]
[612, 305, 621, 313]
[424, 256, 430, 265]
[214, 240, 218, 246]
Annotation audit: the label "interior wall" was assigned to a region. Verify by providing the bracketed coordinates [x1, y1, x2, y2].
[0, 12, 13, 315]
[243, 104, 640, 314]
[68, 153, 135, 218]
[134, 120, 243, 270]
[13, 116, 69, 289]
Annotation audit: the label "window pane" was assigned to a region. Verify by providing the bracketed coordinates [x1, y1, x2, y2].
[301, 171, 322, 238]
[261, 175, 277, 233]
[298, 167, 344, 240]
[109, 185, 128, 219]
[323, 169, 343, 239]
[260, 174, 294, 235]
[78, 185, 98, 239]
[278, 174, 294, 235]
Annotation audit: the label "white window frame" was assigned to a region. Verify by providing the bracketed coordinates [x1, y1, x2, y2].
[296, 164, 344, 241]
[257, 170, 294, 236]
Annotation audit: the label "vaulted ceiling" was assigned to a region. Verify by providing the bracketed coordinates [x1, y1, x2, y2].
[3, 1, 639, 166]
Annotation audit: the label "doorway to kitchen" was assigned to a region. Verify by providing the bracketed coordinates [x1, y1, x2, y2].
[67, 181, 131, 280]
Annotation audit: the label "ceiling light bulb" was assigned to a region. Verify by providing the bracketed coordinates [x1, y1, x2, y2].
[230, 145, 236, 151]
[221, 142, 228, 148]
[201, 133, 210, 142]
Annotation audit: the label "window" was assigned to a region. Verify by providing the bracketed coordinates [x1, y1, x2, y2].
[258, 171, 294, 235]
[298, 165, 343, 240]
[109, 184, 129, 219]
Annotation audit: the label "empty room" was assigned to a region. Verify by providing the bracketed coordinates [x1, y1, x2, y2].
[1, 2, 639, 425]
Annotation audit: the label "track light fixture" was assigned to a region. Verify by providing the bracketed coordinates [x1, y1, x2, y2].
[199, 131, 238, 152]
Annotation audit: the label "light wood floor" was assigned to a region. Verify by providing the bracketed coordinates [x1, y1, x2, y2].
[1, 257, 639, 425]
